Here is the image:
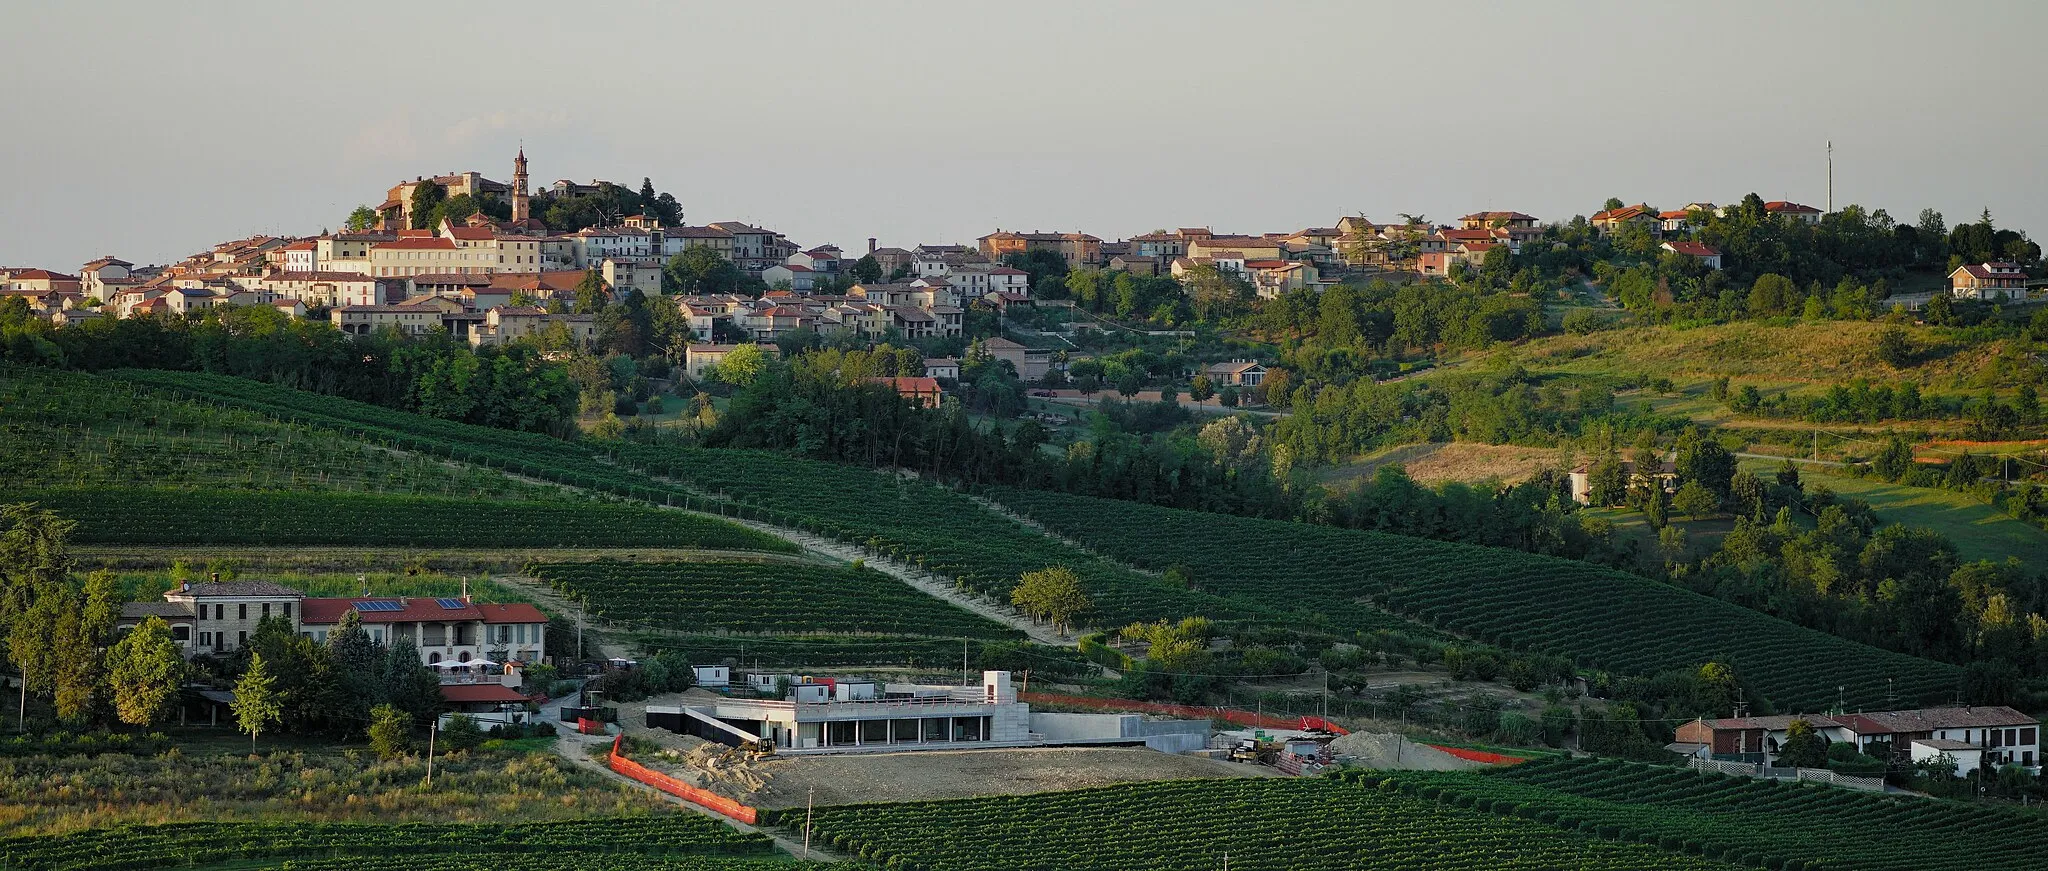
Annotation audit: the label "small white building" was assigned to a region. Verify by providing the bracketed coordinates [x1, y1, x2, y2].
[1911, 738, 1987, 776]
[692, 665, 731, 688]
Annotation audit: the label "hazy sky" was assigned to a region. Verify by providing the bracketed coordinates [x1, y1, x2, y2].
[4, 1, 2044, 269]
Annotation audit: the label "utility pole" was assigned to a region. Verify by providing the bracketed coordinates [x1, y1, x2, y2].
[1813, 430, 1819, 463]
[962, 640, 970, 685]
[1826, 140, 1833, 214]
[803, 786, 815, 858]
[426, 718, 438, 786]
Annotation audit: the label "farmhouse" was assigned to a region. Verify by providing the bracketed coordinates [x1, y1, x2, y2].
[1948, 261, 2027, 301]
[1675, 705, 2039, 772]
[870, 375, 944, 408]
[117, 581, 549, 677]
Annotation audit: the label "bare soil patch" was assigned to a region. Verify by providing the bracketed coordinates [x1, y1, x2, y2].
[1323, 443, 1561, 487]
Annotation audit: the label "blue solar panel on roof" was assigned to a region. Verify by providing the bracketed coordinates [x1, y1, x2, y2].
[356, 600, 402, 612]
[437, 598, 466, 609]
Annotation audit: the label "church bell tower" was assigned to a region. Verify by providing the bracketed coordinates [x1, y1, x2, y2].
[510, 146, 530, 223]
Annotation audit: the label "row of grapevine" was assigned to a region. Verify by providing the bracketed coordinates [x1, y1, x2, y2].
[0, 488, 794, 552]
[772, 777, 1742, 870]
[1351, 757, 2048, 871]
[0, 816, 773, 871]
[990, 488, 1960, 710]
[532, 559, 1020, 639]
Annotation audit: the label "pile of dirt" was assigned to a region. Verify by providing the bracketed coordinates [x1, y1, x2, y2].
[1328, 731, 1484, 771]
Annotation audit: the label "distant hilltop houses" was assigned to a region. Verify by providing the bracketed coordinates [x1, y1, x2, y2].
[10, 155, 2022, 347]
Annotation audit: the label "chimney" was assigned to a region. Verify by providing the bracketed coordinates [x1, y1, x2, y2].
[868, 238, 877, 254]
[210, 572, 220, 583]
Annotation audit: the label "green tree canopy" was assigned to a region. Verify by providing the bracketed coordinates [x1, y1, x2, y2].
[108, 616, 185, 727]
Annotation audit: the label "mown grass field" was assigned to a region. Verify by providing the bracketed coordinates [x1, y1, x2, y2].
[1754, 461, 2048, 568]
[1500, 320, 2006, 391]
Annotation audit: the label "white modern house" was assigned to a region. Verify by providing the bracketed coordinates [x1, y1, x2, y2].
[652, 670, 1031, 752]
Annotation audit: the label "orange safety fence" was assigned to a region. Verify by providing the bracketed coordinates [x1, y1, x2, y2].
[1426, 745, 1526, 765]
[607, 734, 760, 824]
[1020, 691, 1350, 736]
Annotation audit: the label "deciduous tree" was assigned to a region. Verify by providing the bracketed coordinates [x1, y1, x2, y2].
[107, 616, 184, 727]
[1010, 566, 1091, 635]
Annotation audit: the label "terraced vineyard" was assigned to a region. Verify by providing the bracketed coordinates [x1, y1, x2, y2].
[0, 816, 776, 871]
[532, 559, 1020, 638]
[0, 367, 548, 498]
[1355, 757, 2048, 871]
[990, 488, 1960, 710]
[774, 778, 1742, 871]
[106, 369, 1255, 630]
[2, 488, 791, 552]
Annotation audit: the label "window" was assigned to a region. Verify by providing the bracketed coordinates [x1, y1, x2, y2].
[239, 603, 248, 620]
[214, 603, 224, 620]
[283, 602, 292, 619]
[173, 626, 190, 641]
[199, 631, 211, 646]
[237, 630, 248, 645]
[262, 603, 271, 619]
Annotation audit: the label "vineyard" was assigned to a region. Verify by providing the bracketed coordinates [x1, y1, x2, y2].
[217, 857, 824, 871]
[104, 369, 1254, 631]
[1351, 757, 2048, 871]
[0, 488, 792, 552]
[605, 444, 1318, 631]
[773, 778, 1742, 871]
[629, 632, 1092, 675]
[0, 367, 551, 498]
[532, 559, 1021, 639]
[991, 488, 1960, 710]
[0, 816, 776, 871]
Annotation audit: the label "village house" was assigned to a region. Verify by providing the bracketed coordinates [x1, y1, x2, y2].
[1675, 706, 2039, 775]
[1205, 359, 1265, 389]
[1590, 204, 1659, 235]
[331, 303, 445, 337]
[684, 343, 780, 380]
[78, 257, 133, 300]
[977, 336, 1051, 382]
[650, 671, 1029, 752]
[870, 375, 945, 408]
[1458, 211, 1539, 230]
[1660, 241, 1725, 270]
[470, 306, 596, 348]
[1764, 201, 1824, 225]
[922, 358, 961, 380]
[710, 222, 798, 278]
[1566, 456, 1678, 505]
[978, 230, 1102, 267]
[1948, 261, 2028, 301]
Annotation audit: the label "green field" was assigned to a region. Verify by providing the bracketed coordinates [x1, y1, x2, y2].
[1758, 462, 2048, 568]
[775, 778, 1741, 871]
[991, 487, 1960, 710]
[1355, 757, 2048, 871]
[532, 559, 1022, 639]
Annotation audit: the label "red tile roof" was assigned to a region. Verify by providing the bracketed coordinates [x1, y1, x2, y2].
[1662, 241, 1722, 257]
[300, 596, 482, 624]
[1764, 201, 1821, 214]
[476, 602, 548, 624]
[446, 227, 495, 241]
[378, 237, 457, 250]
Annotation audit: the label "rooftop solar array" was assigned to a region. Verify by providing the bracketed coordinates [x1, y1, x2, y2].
[355, 600, 403, 612]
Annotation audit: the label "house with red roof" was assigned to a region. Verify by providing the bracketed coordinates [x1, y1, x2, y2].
[1764, 201, 1824, 225]
[869, 375, 944, 408]
[1590, 204, 1658, 235]
[1458, 211, 1538, 230]
[1948, 262, 2028, 302]
[1660, 241, 1724, 270]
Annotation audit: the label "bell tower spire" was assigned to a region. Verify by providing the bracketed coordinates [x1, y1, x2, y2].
[510, 143, 530, 223]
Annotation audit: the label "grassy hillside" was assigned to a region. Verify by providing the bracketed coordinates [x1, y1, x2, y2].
[1756, 462, 2048, 568]
[1500, 320, 2005, 390]
[990, 488, 1960, 710]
